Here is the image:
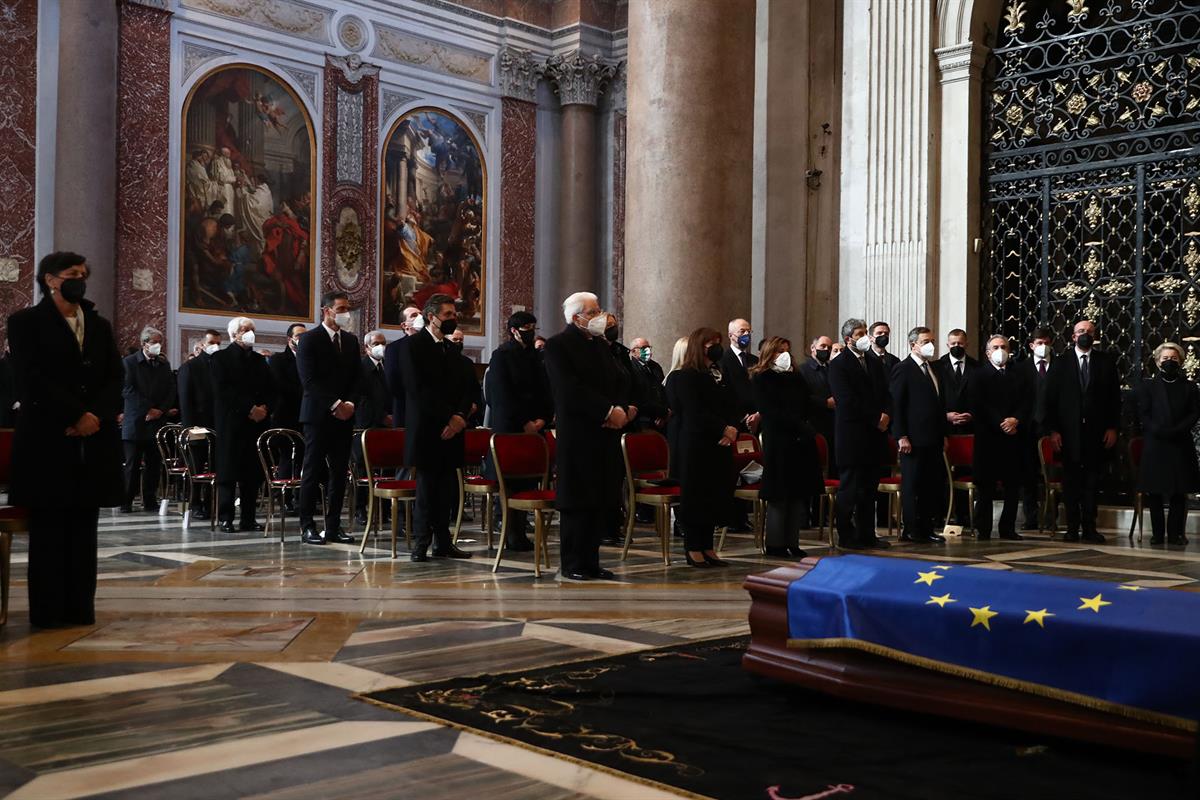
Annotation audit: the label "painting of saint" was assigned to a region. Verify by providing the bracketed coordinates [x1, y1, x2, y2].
[380, 108, 486, 332]
[180, 65, 315, 319]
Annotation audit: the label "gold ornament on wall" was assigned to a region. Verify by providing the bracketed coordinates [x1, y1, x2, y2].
[1004, 1, 1027, 34]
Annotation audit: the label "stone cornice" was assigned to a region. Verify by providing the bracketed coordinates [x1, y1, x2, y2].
[935, 41, 988, 85]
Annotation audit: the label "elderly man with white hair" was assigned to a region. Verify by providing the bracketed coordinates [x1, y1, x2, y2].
[119, 325, 177, 513]
[210, 316, 274, 532]
[542, 291, 632, 581]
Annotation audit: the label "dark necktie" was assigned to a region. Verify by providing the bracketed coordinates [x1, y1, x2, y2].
[955, 361, 963, 380]
[740, 352, 749, 370]
[1038, 360, 1046, 378]
[921, 362, 938, 394]
[1080, 354, 1089, 390]
[333, 332, 341, 353]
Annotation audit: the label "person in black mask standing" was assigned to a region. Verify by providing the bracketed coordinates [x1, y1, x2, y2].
[868, 322, 900, 372]
[1136, 342, 1200, 545]
[801, 335, 837, 527]
[8, 252, 125, 627]
[937, 327, 978, 525]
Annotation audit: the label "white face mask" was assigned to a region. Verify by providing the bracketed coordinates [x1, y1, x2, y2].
[204, 343, 220, 356]
[370, 343, 386, 360]
[145, 342, 162, 357]
[1033, 343, 1047, 359]
[334, 311, 352, 330]
[240, 330, 256, 346]
[919, 341, 936, 360]
[772, 351, 792, 372]
[410, 314, 426, 331]
[585, 314, 608, 337]
[990, 348, 1009, 367]
[854, 335, 872, 353]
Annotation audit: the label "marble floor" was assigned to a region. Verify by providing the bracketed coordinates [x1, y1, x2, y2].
[1, 502, 1197, 798]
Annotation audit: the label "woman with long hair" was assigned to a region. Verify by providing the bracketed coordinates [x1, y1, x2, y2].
[664, 327, 740, 567]
[750, 336, 823, 557]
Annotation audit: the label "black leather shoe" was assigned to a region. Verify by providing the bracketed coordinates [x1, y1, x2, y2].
[118, 504, 134, 513]
[703, 553, 729, 567]
[926, 532, 946, 543]
[600, 536, 622, 547]
[432, 545, 472, 559]
[239, 521, 265, 532]
[764, 546, 791, 557]
[999, 531, 1024, 540]
[1150, 536, 1166, 545]
[219, 520, 236, 533]
[561, 571, 590, 581]
[506, 538, 535, 552]
[591, 568, 616, 580]
[193, 509, 210, 520]
[301, 526, 325, 545]
[1168, 535, 1189, 546]
[1062, 531, 1081, 543]
[868, 537, 891, 549]
[410, 551, 429, 562]
[788, 546, 809, 558]
[900, 533, 932, 543]
[1081, 531, 1107, 544]
[838, 539, 868, 550]
[326, 530, 355, 544]
[684, 552, 711, 568]
[975, 532, 992, 540]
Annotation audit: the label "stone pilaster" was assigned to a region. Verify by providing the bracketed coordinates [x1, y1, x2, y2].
[0, 0, 38, 349]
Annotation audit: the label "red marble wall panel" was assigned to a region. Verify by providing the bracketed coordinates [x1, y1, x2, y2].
[611, 111, 626, 317]
[500, 97, 537, 339]
[0, 0, 38, 351]
[321, 58, 379, 335]
[115, 0, 172, 350]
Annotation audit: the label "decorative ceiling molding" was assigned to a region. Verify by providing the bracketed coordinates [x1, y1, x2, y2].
[179, 0, 333, 45]
[336, 14, 369, 52]
[381, 89, 420, 125]
[182, 40, 231, 79]
[371, 22, 492, 84]
[277, 63, 320, 102]
[329, 53, 381, 84]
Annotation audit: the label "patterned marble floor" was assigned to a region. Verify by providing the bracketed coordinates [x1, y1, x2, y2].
[1, 502, 1196, 798]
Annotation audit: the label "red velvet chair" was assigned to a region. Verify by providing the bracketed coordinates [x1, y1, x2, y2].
[620, 431, 679, 565]
[359, 428, 416, 558]
[256, 427, 304, 541]
[814, 433, 839, 544]
[454, 428, 496, 548]
[1037, 435, 1064, 536]
[943, 434, 976, 534]
[178, 427, 217, 531]
[719, 432, 765, 553]
[1129, 436, 1145, 542]
[490, 433, 555, 576]
[0, 428, 27, 628]
[877, 435, 903, 537]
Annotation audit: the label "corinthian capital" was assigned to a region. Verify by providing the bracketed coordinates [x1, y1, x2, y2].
[543, 50, 618, 107]
[498, 46, 542, 103]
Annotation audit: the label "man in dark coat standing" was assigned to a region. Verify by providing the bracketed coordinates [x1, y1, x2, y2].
[267, 323, 305, 506]
[395, 294, 476, 561]
[937, 327, 978, 524]
[120, 326, 178, 512]
[801, 335, 837, 526]
[972, 335, 1033, 540]
[1018, 326, 1054, 529]
[353, 330, 393, 525]
[1043, 319, 1122, 543]
[627, 336, 668, 432]
[890, 327, 947, 544]
[719, 317, 758, 531]
[210, 317, 273, 532]
[296, 292, 361, 545]
[827, 318, 892, 550]
[382, 306, 421, 428]
[543, 292, 632, 581]
[177, 328, 221, 519]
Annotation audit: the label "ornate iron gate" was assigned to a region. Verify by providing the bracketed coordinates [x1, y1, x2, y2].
[982, 0, 1200, 385]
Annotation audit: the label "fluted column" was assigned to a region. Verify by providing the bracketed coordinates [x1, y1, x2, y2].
[544, 51, 616, 303]
[623, 0, 755, 351]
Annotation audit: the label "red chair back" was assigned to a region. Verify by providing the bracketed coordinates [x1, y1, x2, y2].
[0, 428, 12, 486]
[362, 428, 407, 473]
[623, 431, 669, 475]
[545, 429, 557, 470]
[491, 434, 549, 498]
[732, 432, 761, 471]
[814, 433, 829, 476]
[883, 435, 899, 468]
[1129, 436, 1145, 469]
[1038, 435, 1061, 468]
[463, 427, 492, 465]
[946, 434, 974, 468]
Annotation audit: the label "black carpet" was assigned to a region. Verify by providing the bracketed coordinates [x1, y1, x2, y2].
[360, 636, 1194, 800]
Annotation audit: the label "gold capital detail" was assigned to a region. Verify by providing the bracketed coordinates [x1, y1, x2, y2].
[1185, 184, 1200, 220]
[1084, 196, 1102, 229]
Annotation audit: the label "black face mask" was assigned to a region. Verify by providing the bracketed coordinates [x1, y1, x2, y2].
[949, 345, 966, 360]
[438, 318, 458, 336]
[874, 335, 889, 349]
[706, 343, 724, 363]
[1161, 360, 1181, 378]
[814, 349, 831, 364]
[605, 326, 619, 343]
[59, 277, 87, 304]
[516, 329, 536, 348]
[1076, 332, 1094, 350]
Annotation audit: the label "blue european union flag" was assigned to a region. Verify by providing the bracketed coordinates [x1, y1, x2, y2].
[785, 554, 1200, 729]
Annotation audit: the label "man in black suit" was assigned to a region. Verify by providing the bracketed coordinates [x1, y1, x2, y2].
[628, 336, 668, 433]
[1043, 319, 1122, 543]
[447, 328, 484, 427]
[890, 327, 947, 543]
[801, 335, 836, 526]
[296, 291, 361, 545]
[972, 335, 1033, 540]
[382, 309, 421, 433]
[120, 326, 178, 512]
[1018, 326, 1054, 529]
[395, 294, 476, 561]
[544, 291, 631, 580]
[266, 323, 304, 512]
[868, 322, 900, 373]
[0, 346, 17, 427]
[719, 317, 758, 531]
[937, 327, 978, 524]
[353, 330, 393, 525]
[177, 328, 221, 519]
[211, 317, 273, 532]
[827, 318, 892, 550]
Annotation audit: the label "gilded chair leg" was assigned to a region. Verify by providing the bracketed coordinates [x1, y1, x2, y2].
[967, 488, 975, 534]
[0, 531, 11, 628]
[403, 501, 413, 549]
[658, 505, 669, 566]
[492, 506, 509, 573]
[210, 484, 217, 531]
[390, 498, 399, 558]
[485, 495, 493, 550]
[453, 471, 466, 544]
[717, 525, 727, 554]
[360, 490, 375, 553]
[621, 489, 636, 560]
[533, 511, 543, 578]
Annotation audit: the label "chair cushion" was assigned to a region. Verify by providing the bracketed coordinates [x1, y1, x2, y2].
[877, 477, 901, 486]
[465, 476, 497, 487]
[511, 489, 556, 502]
[375, 479, 417, 491]
[635, 470, 667, 480]
[270, 478, 301, 487]
[636, 486, 680, 497]
[0, 506, 29, 522]
[193, 472, 216, 480]
[824, 479, 840, 488]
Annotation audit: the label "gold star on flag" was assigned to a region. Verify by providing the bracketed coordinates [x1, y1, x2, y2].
[969, 606, 998, 630]
[1078, 594, 1112, 613]
[1023, 609, 1055, 628]
[915, 571, 946, 586]
[926, 594, 957, 607]
[1118, 585, 1145, 592]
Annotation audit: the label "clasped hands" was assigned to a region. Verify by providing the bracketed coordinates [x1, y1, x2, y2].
[65, 411, 101, 437]
[248, 404, 268, 423]
[441, 413, 467, 440]
[603, 405, 638, 430]
[332, 400, 356, 421]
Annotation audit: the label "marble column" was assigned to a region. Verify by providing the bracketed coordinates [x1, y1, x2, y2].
[608, 71, 627, 318]
[623, 0, 756, 353]
[544, 51, 616, 305]
[498, 47, 540, 339]
[0, 0, 38, 350]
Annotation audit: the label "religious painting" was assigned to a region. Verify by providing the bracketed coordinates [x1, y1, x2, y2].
[180, 64, 316, 319]
[380, 108, 486, 332]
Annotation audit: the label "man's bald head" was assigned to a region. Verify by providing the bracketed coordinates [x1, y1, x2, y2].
[728, 318, 751, 351]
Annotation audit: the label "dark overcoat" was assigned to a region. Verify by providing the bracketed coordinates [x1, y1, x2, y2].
[210, 342, 274, 481]
[665, 368, 740, 524]
[752, 369, 823, 502]
[1042, 348, 1122, 462]
[1136, 376, 1200, 495]
[827, 350, 892, 468]
[120, 350, 177, 441]
[970, 362, 1034, 483]
[395, 330, 476, 469]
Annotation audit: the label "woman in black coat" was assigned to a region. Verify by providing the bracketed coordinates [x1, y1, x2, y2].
[751, 337, 823, 558]
[1136, 342, 1200, 545]
[664, 327, 740, 567]
[7, 252, 125, 628]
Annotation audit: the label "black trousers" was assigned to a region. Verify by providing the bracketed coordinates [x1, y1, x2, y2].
[1061, 434, 1103, 535]
[559, 508, 604, 575]
[899, 445, 945, 539]
[836, 463, 879, 546]
[1147, 493, 1188, 540]
[1021, 439, 1042, 528]
[28, 506, 98, 627]
[413, 464, 458, 552]
[299, 418, 353, 532]
[123, 438, 162, 507]
[766, 498, 808, 548]
[975, 472, 1022, 537]
[218, 459, 264, 525]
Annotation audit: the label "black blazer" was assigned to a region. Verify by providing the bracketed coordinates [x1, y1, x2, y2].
[209, 342, 274, 480]
[383, 334, 408, 427]
[355, 357, 391, 429]
[629, 357, 668, 428]
[719, 347, 758, 417]
[543, 324, 630, 510]
[827, 350, 892, 467]
[889, 357, 946, 448]
[1136, 376, 1200, 494]
[752, 369, 823, 502]
[485, 339, 552, 434]
[971, 363, 1034, 478]
[800, 358, 835, 433]
[6, 297, 125, 508]
[1015, 355, 1053, 434]
[395, 330, 477, 468]
[267, 347, 302, 429]
[666, 368, 739, 522]
[936, 354, 979, 430]
[1043, 348, 1122, 460]
[121, 350, 177, 441]
[871, 350, 900, 374]
[296, 326, 361, 425]
[0, 355, 16, 428]
[177, 353, 215, 428]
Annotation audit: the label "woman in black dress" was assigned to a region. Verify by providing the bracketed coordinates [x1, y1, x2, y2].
[1136, 342, 1200, 545]
[7, 252, 125, 627]
[751, 337, 823, 557]
[664, 327, 740, 567]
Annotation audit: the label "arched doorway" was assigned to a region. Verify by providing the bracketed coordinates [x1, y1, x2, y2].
[980, 1, 1200, 383]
